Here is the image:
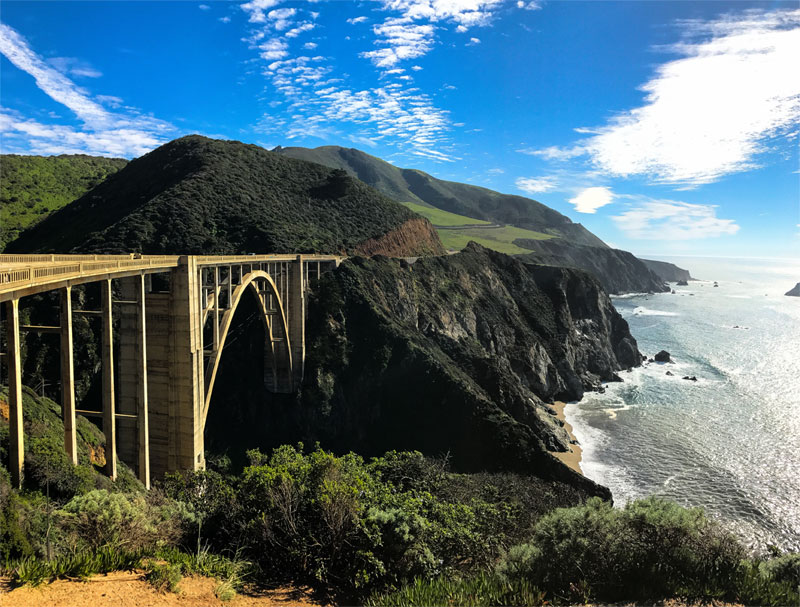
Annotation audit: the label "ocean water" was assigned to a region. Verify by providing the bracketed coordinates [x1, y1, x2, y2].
[567, 256, 800, 552]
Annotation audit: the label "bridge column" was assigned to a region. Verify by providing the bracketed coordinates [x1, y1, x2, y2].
[5, 299, 24, 488]
[60, 287, 77, 466]
[289, 255, 305, 389]
[169, 256, 205, 472]
[117, 275, 150, 488]
[101, 279, 117, 480]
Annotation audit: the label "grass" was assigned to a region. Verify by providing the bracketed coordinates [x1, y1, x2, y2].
[401, 201, 491, 226]
[7, 547, 145, 587]
[438, 224, 556, 255]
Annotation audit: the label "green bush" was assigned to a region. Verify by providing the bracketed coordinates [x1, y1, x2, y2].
[367, 572, 547, 607]
[497, 497, 750, 602]
[59, 489, 193, 551]
[145, 562, 182, 593]
[8, 547, 144, 587]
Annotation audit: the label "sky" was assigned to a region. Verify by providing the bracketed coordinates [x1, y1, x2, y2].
[1, 0, 798, 259]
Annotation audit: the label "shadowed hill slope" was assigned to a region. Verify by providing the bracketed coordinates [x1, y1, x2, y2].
[274, 145, 607, 247]
[7, 136, 443, 257]
[0, 154, 127, 250]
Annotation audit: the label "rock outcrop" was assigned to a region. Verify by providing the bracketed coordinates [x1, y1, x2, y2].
[785, 283, 800, 297]
[515, 239, 668, 294]
[654, 350, 671, 363]
[641, 259, 693, 283]
[296, 243, 641, 498]
[353, 217, 445, 257]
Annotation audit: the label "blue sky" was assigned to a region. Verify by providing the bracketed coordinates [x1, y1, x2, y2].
[1, 1, 798, 259]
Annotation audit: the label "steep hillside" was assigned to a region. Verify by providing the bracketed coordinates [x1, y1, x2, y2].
[641, 258, 694, 282]
[274, 145, 607, 247]
[295, 243, 640, 492]
[6, 136, 444, 257]
[0, 154, 127, 250]
[274, 145, 684, 293]
[516, 239, 667, 294]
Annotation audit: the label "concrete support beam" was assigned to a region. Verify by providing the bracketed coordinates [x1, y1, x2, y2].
[169, 256, 205, 472]
[289, 255, 305, 389]
[135, 275, 150, 489]
[60, 287, 77, 465]
[5, 299, 24, 488]
[101, 279, 117, 480]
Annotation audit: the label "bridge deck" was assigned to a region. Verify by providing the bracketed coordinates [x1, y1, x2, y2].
[0, 254, 342, 302]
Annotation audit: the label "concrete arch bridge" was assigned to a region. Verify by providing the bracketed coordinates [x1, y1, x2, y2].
[0, 253, 342, 488]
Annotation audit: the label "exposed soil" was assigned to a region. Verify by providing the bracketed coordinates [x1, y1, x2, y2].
[354, 217, 445, 257]
[0, 572, 323, 607]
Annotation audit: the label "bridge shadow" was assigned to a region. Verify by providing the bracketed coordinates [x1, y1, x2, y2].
[203, 291, 301, 472]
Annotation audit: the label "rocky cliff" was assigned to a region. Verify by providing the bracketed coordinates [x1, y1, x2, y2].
[353, 217, 445, 257]
[515, 239, 668, 294]
[786, 283, 800, 297]
[291, 243, 641, 497]
[641, 259, 694, 283]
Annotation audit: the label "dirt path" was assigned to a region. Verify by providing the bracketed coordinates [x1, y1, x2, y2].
[0, 572, 324, 607]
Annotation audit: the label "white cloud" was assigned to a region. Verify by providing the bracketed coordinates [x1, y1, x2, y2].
[518, 144, 585, 160]
[219, 16, 232, 23]
[362, 0, 505, 67]
[0, 23, 174, 157]
[554, 9, 800, 186]
[488, 167, 504, 174]
[515, 176, 556, 193]
[285, 22, 315, 38]
[258, 38, 288, 60]
[467, 37, 480, 45]
[303, 41, 317, 50]
[347, 16, 368, 25]
[240, 0, 282, 23]
[199, 4, 211, 10]
[48, 57, 103, 78]
[612, 199, 740, 239]
[568, 186, 615, 213]
[517, 1, 541, 9]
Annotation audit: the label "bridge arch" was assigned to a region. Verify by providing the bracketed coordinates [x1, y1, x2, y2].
[202, 270, 292, 426]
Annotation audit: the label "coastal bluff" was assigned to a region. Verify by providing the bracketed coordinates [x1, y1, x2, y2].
[786, 282, 800, 296]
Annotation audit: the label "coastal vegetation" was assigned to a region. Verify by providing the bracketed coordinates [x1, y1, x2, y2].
[1, 396, 797, 606]
[0, 154, 127, 250]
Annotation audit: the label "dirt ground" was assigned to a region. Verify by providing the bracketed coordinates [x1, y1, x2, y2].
[0, 572, 324, 607]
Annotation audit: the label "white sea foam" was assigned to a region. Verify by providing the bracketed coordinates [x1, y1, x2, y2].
[630, 306, 679, 317]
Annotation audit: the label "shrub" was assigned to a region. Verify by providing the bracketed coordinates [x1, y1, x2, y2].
[497, 496, 747, 602]
[145, 562, 182, 593]
[58, 489, 193, 551]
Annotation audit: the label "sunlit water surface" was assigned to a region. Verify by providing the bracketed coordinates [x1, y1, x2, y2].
[567, 257, 800, 551]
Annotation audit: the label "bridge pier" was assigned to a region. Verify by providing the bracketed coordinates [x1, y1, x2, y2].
[60, 287, 77, 466]
[5, 299, 24, 488]
[101, 279, 117, 480]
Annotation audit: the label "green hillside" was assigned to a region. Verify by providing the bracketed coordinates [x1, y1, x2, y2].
[275, 145, 608, 248]
[6, 136, 443, 256]
[401, 201, 491, 226]
[0, 154, 127, 250]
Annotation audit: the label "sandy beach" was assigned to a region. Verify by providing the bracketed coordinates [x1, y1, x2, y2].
[551, 401, 583, 475]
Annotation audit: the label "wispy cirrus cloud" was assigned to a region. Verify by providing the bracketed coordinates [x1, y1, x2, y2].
[612, 199, 739, 239]
[515, 176, 557, 193]
[529, 9, 800, 187]
[361, 0, 506, 68]
[0, 23, 174, 156]
[239, 1, 458, 161]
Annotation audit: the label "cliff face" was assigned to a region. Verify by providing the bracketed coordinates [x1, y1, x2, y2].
[296, 243, 640, 497]
[516, 239, 668, 294]
[786, 283, 800, 297]
[641, 259, 694, 283]
[353, 217, 445, 257]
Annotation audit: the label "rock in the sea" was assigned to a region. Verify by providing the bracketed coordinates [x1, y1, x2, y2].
[665, 371, 674, 376]
[677, 279, 689, 286]
[682, 375, 698, 381]
[654, 350, 671, 363]
[713, 282, 719, 287]
[785, 282, 800, 297]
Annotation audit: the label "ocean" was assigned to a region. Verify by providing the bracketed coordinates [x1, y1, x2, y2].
[566, 256, 800, 552]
